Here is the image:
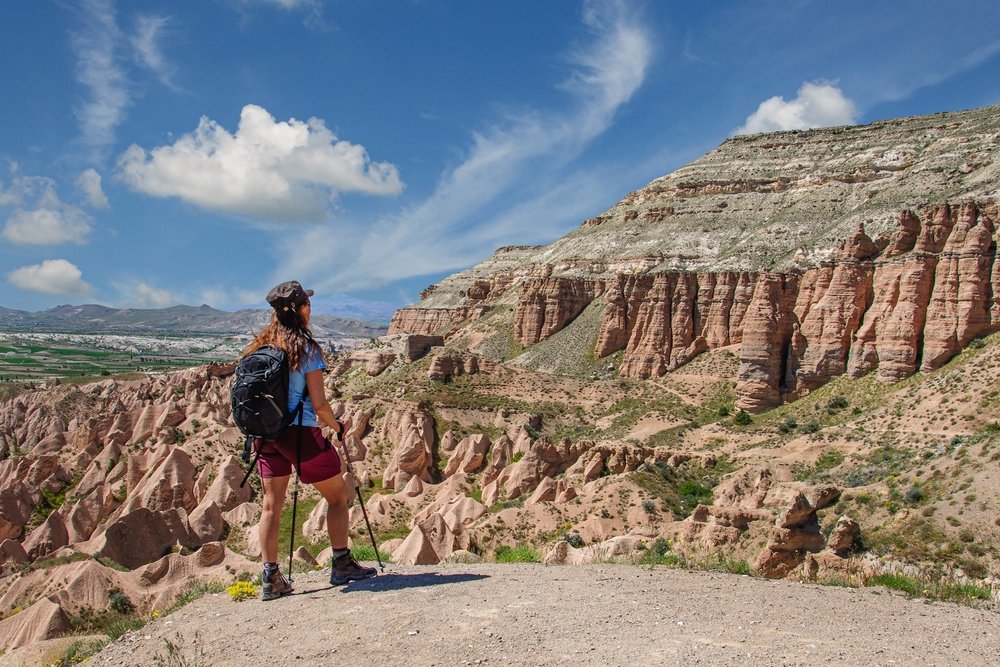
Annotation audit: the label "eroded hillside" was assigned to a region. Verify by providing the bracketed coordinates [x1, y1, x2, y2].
[2, 105, 1000, 657]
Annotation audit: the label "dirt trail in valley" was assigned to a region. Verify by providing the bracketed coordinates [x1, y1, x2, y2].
[79, 564, 999, 667]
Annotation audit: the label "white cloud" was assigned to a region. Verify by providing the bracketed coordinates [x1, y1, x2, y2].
[72, 0, 130, 150]
[734, 82, 859, 136]
[8, 259, 94, 296]
[279, 0, 653, 289]
[132, 15, 178, 89]
[1, 178, 93, 246]
[254, 0, 316, 8]
[132, 282, 178, 308]
[76, 168, 109, 208]
[117, 104, 403, 221]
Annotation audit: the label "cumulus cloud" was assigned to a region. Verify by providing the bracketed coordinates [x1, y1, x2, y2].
[76, 168, 109, 208]
[8, 259, 94, 296]
[1, 177, 93, 245]
[72, 0, 130, 150]
[132, 15, 178, 89]
[734, 82, 859, 135]
[132, 282, 178, 308]
[117, 104, 403, 221]
[280, 0, 653, 289]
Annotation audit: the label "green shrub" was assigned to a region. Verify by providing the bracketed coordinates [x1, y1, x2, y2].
[494, 545, 540, 563]
[904, 485, 925, 505]
[564, 532, 584, 548]
[777, 418, 797, 434]
[869, 573, 922, 596]
[827, 396, 849, 411]
[108, 589, 133, 616]
[733, 410, 752, 426]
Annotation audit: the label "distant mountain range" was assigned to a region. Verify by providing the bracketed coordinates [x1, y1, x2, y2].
[0, 303, 389, 338]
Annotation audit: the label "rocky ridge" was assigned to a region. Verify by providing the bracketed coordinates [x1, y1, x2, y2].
[389, 106, 1000, 409]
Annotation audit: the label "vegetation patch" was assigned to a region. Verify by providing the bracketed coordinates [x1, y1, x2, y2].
[494, 545, 541, 563]
[632, 457, 735, 519]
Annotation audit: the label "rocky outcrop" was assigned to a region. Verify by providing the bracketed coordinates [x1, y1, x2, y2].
[387, 306, 486, 336]
[513, 277, 605, 347]
[734, 273, 800, 411]
[427, 353, 498, 382]
[597, 271, 757, 378]
[388, 105, 1000, 409]
[391, 200, 1000, 411]
[380, 407, 435, 489]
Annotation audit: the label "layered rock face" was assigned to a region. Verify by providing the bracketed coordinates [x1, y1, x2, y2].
[513, 277, 605, 347]
[388, 105, 1000, 410]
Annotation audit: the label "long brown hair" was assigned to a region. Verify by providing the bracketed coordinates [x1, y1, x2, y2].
[243, 306, 323, 371]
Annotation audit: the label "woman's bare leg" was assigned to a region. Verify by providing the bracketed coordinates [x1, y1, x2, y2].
[259, 474, 291, 563]
[311, 473, 352, 549]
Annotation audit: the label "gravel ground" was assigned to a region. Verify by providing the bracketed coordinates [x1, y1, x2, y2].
[89, 564, 999, 667]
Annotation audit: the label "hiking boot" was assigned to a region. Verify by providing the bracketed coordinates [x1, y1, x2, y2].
[260, 567, 293, 601]
[330, 552, 377, 585]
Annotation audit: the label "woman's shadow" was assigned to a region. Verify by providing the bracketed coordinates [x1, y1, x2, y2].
[298, 571, 490, 595]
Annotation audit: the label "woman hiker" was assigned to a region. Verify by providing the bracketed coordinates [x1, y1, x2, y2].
[245, 280, 377, 601]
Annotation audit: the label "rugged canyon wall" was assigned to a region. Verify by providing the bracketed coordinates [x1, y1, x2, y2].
[390, 200, 999, 410]
[387, 105, 1000, 409]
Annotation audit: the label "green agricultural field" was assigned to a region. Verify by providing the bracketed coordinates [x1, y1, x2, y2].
[0, 336, 234, 383]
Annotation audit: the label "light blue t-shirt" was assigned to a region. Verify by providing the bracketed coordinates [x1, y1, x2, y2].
[287, 344, 326, 427]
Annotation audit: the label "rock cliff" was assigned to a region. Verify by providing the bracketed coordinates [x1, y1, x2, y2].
[388, 105, 1000, 409]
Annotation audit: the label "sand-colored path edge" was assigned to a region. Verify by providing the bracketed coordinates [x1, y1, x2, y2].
[85, 564, 998, 667]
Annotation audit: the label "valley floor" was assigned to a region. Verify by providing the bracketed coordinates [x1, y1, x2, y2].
[74, 564, 999, 667]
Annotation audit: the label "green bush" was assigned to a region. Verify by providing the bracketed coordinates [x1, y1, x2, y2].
[494, 545, 540, 563]
[564, 532, 585, 548]
[108, 589, 133, 616]
[777, 418, 797, 434]
[827, 396, 849, 411]
[733, 410, 752, 426]
[904, 485, 925, 505]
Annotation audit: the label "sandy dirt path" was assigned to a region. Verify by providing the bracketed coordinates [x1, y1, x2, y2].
[86, 564, 998, 667]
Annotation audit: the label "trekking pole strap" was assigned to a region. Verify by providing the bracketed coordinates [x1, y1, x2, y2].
[240, 437, 262, 488]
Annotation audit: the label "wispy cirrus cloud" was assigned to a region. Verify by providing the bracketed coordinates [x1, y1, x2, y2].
[278, 0, 653, 292]
[71, 0, 129, 152]
[117, 104, 403, 221]
[8, 259, 94, 296]
[132, 14, 178, 90]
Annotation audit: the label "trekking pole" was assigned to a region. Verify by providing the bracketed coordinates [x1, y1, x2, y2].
[338, 427, 384, 572]
[287, 406, 305, 582]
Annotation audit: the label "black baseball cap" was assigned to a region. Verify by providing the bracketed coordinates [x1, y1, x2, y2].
[266, 280, 314, 311]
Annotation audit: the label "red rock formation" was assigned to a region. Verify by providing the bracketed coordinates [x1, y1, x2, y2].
[596, 274, 655, 358]
[790, 226, 877, 394]
[427, 353, 498, 382]
[513, 277, 604, 347]
[388, 306, 484, 336]
[920, 202, 995, 371]
[380, 407, 435, 489]
[734, 272, 800, 412]
[597, 270, 756, 377]
[848, 210, 928, 380]
[618, 273, 676, 378]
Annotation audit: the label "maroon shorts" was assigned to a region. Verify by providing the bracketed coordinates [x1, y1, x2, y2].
[257, 426, 342, 484]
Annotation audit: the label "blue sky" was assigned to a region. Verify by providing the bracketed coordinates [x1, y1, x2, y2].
[1, 0, 999, 319]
